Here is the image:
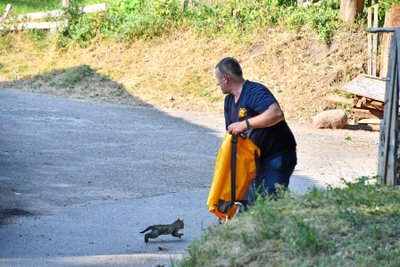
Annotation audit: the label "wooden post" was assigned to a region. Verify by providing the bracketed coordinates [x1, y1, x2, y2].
[339, 0, 365, 23]
[62, 0, 70, 8]
[180, 0, 190, 9]
[377, 28, 400, 186]
[381, 4, 400, 78]
[3, 3, 11, 18]
[372, 0, 379, 77]
[0, 3, 11, 23]
[380, 12, 392, 78]
[367, 0, 372, 75]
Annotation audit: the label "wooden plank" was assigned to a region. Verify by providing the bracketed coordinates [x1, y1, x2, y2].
[356, 96, 366, 108]
[342, 74, 386, 102]
[367, 0, 372, 75]
[0, 3, 11, 23]
[378, 31, 399, 185]
[17, 10, 63, 21]
[3, 3, 11, 19]
[0, 20, 68, 31]
[351, 108, 383, 119]
[355, 96, 384, 110]
[372, 1, 379, 77]
[16, 4, 106, 21]
[371, 100, 383, 106]
[381, 12, 392, 78]
[81, 3, 106, 14]
[358, 118, 381, 124]
[326, 95, 354, 105]
[362, 102, 384, 111]
[380, 5, 400, 79]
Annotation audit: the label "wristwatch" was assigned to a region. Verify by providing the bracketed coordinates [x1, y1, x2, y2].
[245, 118, 252, 129]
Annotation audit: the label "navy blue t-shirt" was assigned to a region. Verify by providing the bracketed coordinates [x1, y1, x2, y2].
[224, 80, 297, 160]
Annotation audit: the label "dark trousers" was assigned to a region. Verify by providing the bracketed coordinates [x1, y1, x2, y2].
[245, 149, 297, 203]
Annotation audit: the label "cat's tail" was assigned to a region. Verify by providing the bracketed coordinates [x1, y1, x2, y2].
[140, 226, 153, 233]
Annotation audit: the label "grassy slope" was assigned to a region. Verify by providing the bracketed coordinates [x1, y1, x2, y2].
[178, 179, 400, 267]
[0, 25, 366, 122]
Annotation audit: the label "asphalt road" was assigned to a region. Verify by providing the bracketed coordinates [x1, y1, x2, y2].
[0, 89, 224, 266]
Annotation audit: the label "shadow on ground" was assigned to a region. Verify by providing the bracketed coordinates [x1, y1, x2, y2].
[0, 64, 149, 107]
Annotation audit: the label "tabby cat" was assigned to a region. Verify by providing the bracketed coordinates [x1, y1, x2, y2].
[140, 219, 184, 243]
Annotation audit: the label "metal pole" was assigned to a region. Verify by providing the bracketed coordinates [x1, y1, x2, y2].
[379, 34, 397, 184]
[366, 28, 397, 33]
[231, 135, 237, 206]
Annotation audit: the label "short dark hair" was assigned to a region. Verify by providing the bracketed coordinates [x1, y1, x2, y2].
[215, 57, 243, 79]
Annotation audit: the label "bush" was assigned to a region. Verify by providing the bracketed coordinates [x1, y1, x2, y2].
[56, 0, 343, 45]
[58, 0, 400, 45]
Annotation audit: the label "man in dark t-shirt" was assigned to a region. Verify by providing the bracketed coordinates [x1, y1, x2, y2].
[215, 57, 297, 202]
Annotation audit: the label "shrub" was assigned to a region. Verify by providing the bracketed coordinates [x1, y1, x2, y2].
[56, 0, 400, 45]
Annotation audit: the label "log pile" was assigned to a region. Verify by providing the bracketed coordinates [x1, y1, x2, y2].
[348, 96, 383, 131]
[332, 74, 387, 131]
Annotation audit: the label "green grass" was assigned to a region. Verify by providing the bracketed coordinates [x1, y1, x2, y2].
[0, 0, 114, 14]
[53, 0, 343, 46]
[177, 177, 400, 266]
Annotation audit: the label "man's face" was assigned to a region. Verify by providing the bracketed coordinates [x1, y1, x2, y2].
[215, 69, 229, 94]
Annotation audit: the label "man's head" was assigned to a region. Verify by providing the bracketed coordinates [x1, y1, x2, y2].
[215, 57, 244, 94]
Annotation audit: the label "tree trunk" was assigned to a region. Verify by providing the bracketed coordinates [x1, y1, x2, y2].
[339, 0, 365, 23]
[381, 4, 400, 78]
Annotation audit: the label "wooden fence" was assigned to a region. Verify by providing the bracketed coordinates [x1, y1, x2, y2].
[366, 27, 400, 186]
[0, 1, 106, 31]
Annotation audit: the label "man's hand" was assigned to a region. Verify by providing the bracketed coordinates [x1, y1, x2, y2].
[227, 121, 247, 135]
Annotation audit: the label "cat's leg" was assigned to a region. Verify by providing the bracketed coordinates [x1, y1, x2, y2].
[145, 230, 160, 243]
[172, 230, 183, 238]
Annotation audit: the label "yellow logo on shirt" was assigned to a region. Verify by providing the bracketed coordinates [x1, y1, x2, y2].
[238, 108, 247, 118]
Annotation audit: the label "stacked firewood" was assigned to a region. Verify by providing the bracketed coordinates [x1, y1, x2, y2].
[328, 90, 383, 132]
[349, 96, 383, 131]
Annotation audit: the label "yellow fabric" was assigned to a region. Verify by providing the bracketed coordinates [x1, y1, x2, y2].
[207, 133, 260, 220]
